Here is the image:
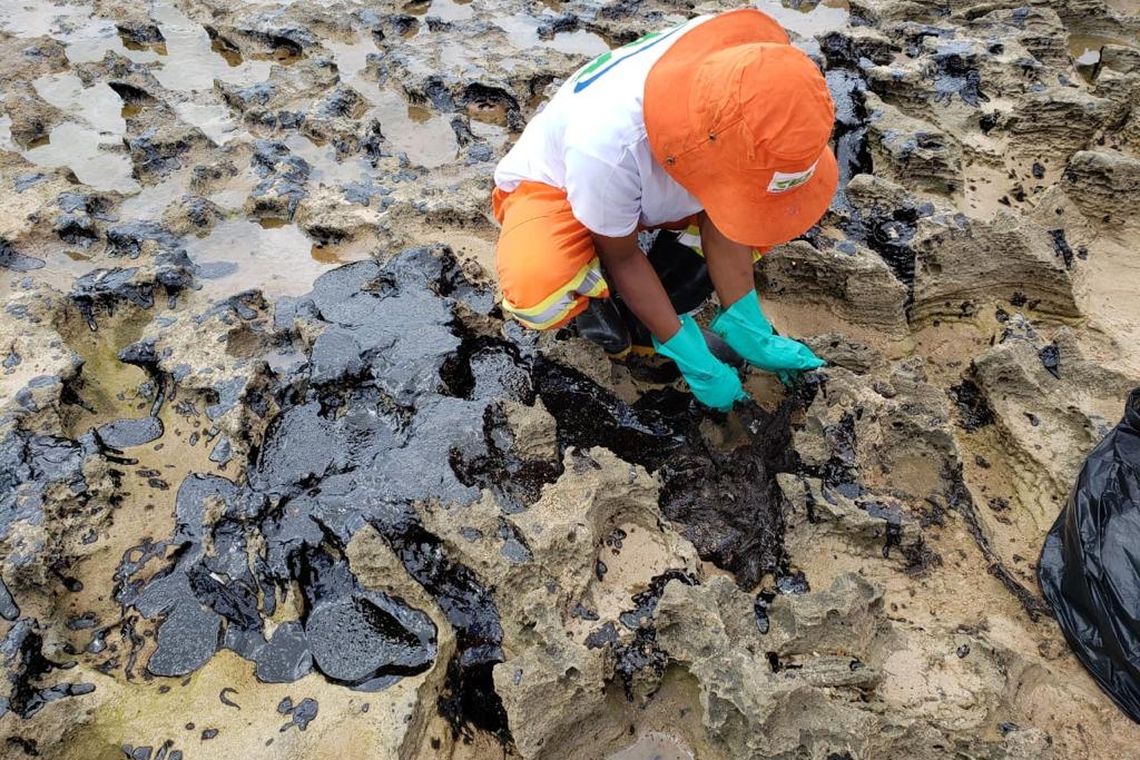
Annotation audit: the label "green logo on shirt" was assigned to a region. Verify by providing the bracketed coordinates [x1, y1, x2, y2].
[571, 21, 688, 93]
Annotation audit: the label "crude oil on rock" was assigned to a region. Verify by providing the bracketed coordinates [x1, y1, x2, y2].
[1, 0, 1139, 758]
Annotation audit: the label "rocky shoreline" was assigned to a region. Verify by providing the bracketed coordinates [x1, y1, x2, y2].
[2, 0, 1139, 758]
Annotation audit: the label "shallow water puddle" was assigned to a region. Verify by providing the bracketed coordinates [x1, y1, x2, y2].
[369, 88, 458, 166]
[174, 101, 244, 146]
[58, 310, 152, 439]
[200, 164, 261, 213]
[590, 524, 675, 626]
[325, 37, 376, 81]
[11, 6, 256, 187]
[69, 21, 163, 65]
[424, 0, 475, 23]
[0, 0, 90, 38]
[607, 732, 695, 760]
[183, 218, 370, 300]
[34, 72, 125, 135]
[1067, 33, 1133, 67]
[23, 122, 138, 193]
[470, 117, 509, 152]
[0, 245, 100, 303]
[117, 171, 191, 221]
[0, 0, 157, 64]
[150, 0, 271, 93]
[23, 71, 137, 192]
[328, 36, 460, 168]
[495, 14, 609, 57]
[753, 0, 850, 38]
[284, 133, 372, 186]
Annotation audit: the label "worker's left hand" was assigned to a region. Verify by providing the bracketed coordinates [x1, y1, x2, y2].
[710, 290, 825, 384]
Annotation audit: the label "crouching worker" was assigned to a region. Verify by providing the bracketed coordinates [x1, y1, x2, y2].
[491, 8, 837, 411]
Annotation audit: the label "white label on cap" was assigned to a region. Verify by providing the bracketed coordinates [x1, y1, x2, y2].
[767, 161, 818, 194]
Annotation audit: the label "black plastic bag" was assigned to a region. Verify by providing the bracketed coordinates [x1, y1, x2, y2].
[1039, 387, 1140, 721]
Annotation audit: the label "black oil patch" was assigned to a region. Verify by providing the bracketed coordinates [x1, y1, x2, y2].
[948, 379, 996, 431]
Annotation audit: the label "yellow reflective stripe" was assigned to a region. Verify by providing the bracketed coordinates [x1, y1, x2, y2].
[579, 271, 608, 297]
[678, 224, 703, 256]
[509, 260, 601, 320]
[502, 260, 607, 329]
[503, 290, 580, 328]
[678, 232, 703, 253]
[505, 300, 579, 330]
[675, 226, 760, 261]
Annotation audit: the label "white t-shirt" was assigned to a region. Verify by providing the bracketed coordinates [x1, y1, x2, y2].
[493, 16, 712, 237]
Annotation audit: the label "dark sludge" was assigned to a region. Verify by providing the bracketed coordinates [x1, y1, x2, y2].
[657, 402, 797, 590]
[612, 571, 696, 699]
[948, 378, 996, 431]
[532, 358, 691, 472]
[0, 620, 95, 719]
[815, 29, 945, 298]
[295, 547, 437, 689]
[111, 247, 522, 740]
[106, 245, 815, 739]
[818, 30, 876, 213]
[0, 425, 106, 716]
[94, 416, 164, 449]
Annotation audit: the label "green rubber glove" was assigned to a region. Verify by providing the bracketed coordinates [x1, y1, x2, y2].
[653, 315, 749, 412]
[710, 290, 825, 385]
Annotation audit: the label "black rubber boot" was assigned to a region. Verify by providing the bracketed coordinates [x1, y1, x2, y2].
[573, 297, 631, 357]
[647, 230, 715, 314]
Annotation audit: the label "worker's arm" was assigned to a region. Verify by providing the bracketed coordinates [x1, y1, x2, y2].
[591, 232, 680, 342]
[698, 211, 756, 309]
[591, 230, 748, 411]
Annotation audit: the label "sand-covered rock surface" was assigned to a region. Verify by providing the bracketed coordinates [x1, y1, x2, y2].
[1, 0, 1139, 758]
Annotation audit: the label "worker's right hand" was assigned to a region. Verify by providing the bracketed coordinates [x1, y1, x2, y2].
[653, 315, 749, 412]
[710, 290, 825, 386]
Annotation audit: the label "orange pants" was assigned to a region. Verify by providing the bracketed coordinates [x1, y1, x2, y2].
[492, 182, 608, 330]
[492, 181, 756, 331]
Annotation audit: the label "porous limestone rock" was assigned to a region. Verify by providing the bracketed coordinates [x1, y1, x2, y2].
[911, 212, 1080, 320]
[1062, 149, 1140, 230]
[760, 240, 910, 337]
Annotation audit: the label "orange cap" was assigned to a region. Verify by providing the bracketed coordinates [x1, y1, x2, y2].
[644, 9, 838, 248]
